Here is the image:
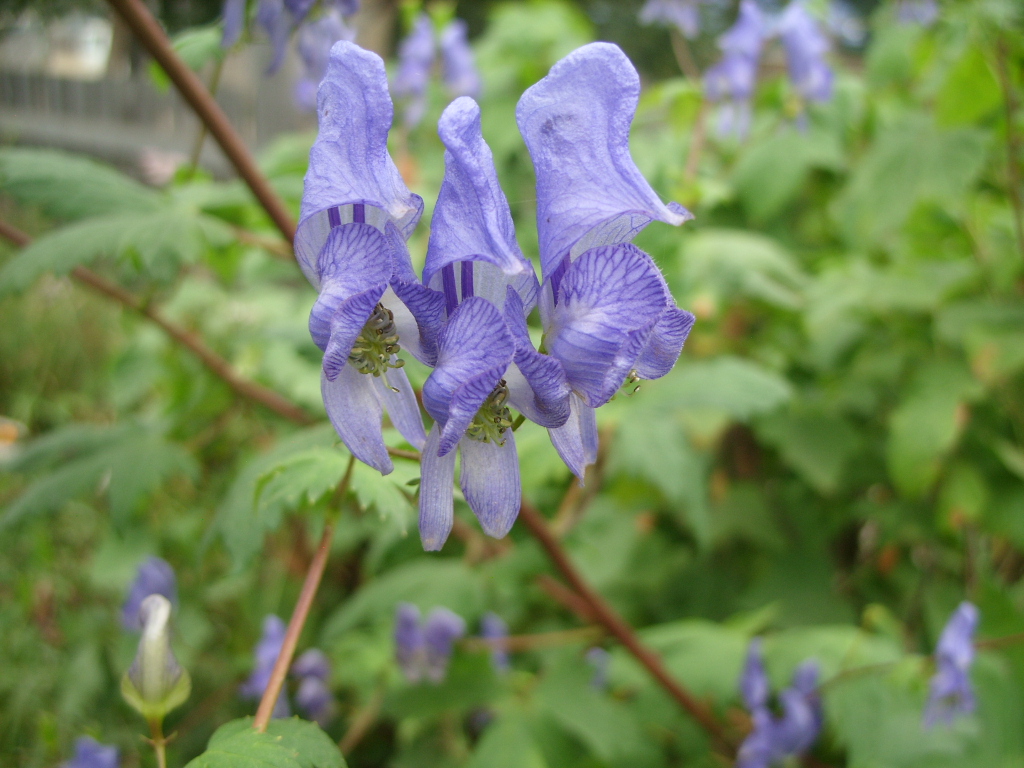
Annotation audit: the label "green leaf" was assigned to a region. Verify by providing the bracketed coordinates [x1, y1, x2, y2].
[0, 148, 160, 220]
[637, 619, 750, 701]
[184, 717, 345, 768]
[149, 25, 224, 91]
[465, 712, 548, 768]
[756, 407, 862, 494]
[348, 460, 417, 524]
[255, 447, 350, 517]
[385, 653, 500, 719]
[657, 356, 793, 420]
[936, 44, 1001, 127]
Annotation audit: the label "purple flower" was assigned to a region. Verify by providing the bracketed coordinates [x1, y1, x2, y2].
[777, 3, 833, 106]
[284, 0, 316, 23]
[297, 42, 441, 475]
[240, 615, 290, 718]
[638, 0, 708, 38]
[924, 601, 979, 728]
[516, 43, 695, 480]
[291, 649, 335, 726]
[586, 646, 610, 690]
[897, 0, 938, 25]
[395, 603, 426, 682]
[333, 0, 360, 15]
[222, 0, 246, 48]
[737, 640, 823, 768]
[417, 96, 570, 549]
[704, 0, 768, 139]
[294, 9, 356, 112]
[392, 13, 435, 127]
[122, 557, 176, 631]
[826, 1, 866, 47]
[480, 612, 510, 673]
[257, 0, 294, 74]
[63, 737, 119, 768]
[438, 20, 480, 98]
[423, 607, 467, 683]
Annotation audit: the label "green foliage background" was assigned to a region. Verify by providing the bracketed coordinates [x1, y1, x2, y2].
[1, 0, 1024, 766]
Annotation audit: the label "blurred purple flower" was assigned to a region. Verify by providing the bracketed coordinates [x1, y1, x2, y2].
[740, 637, 769, 710]
[924, 601, 979, 727]
[638, 0, 708, 38]
[704, 0, 768, 138]
[122, 556, 176, 631]
[333, 0, 360, 15]
[826, 1, 866, 47]
[284, 0, 316, 23]
[294, 9, 355, 112]
[516, 43, 695, 480]
[480, 613, 510, 673]
[257, 0, 294, 74]
[63, 736, 119, 768]
[395, 603, 426, 682]
[221, 0, 246, 48]
[777, 3, 833, 106]
[392, 13, 435, 127]
[240, 615, 290, 718]
[439, 19, 480, 98]
[423, 607, 466, 683]
[897, 0, 938, 25]
[586, 646, 610, 690]
[291, 649, 335, 725]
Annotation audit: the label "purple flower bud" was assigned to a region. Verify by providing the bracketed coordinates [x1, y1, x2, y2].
[777, 3, 833, 105]
[334, 0, 360, 16]
[773, 662, 822, 755]
[63, 736, 119, 768]
[392, 13, 435, 127]
[704, 0, 767, 139]
[295, 676, 336, 725]
[897, 0, 938, 26]
[740, 638, 769, 710]
[924, 601, 979, 728]
[284, 0, 316, 23]
[222, 0, 246, 48]
[294, 9, 356, 112]
[240, 615, 290, 718]
[438, 20, 480, 98]
[394, 603, 426, 682]
[638, 0, 707, 39]
[480, 613, 510, 674]
[291, 648, 331, 681]
[122, 557, 176, 631]
[826, 1, 866, 47]
[257, 0, 294, 75]
[586, 646, 610, 690]
[423, 608, 466, 683]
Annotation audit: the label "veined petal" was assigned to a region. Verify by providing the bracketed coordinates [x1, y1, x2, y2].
[320, 284, 387, 379]
[438, 367, 507, 455]
[370, 365, 427, 450]
[421, 296, 515, 426]
[516, 42, 692, 278]
[547, 244, 666, 406]
[503, 287, 570, 427]
[419, 424, 457, 551]
[634, 306, 695, 380]
[297, 42, 424, 284]
[388, 282, 445, 366]
[322, 366, 393, 474]
[459, 434, 521, 538]
[425, 97, 533, 289]
[548, 393, 598, 481]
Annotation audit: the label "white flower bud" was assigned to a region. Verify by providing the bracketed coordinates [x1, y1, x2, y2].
[121, 594, 191, 722]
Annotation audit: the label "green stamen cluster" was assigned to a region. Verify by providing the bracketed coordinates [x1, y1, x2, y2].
[467, 380, 513, 445]
[349, 303, 405, 381]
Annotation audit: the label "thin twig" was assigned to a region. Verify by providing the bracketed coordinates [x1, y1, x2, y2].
[536, 574, 600, 623]
[462, 626, 603, 653]
[253, 456, 356, 732]
[0, 220, 314, 424]
[995, 39, 1024, 263]
[518, 503, 735, 754]
[185, 56, 226, 179]
[669, 29, 701, 82]
[105, 0, 297, 243]
[338, 682, 386, 755]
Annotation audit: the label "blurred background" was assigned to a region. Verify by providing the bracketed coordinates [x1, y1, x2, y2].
[1, 0, 1023, 766]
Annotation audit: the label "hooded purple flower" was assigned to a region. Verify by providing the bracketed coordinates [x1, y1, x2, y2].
[257, 0, 294, 74]
[638, 0, 707, 39]
[240, 615, 290, 718]
[777, 3, 833, 106]
[394, 602, 426, 682]
[704, 0, 768, 138]
[294, 9, 356, 112]
[516, 43, 695, 480]
[480, 612, 510, 673]
[291, 649, 336, 726]
[586, 646, 611, 690]
[897, 0, 938, 25]
[122, 557, 177, 631]
[417, 96, 570, 550]
[298, 42, 441, 475]
[392, 13, 435, 127]
[438, 20, 480, 98]
[63, 737, 119, 768]
[423, 607, 466, 683]
[924, 601, 979, 728]
[222, 0, 246, 48]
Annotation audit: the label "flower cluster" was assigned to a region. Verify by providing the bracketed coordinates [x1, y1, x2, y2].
[737, 639, 822, 768]
[298, 40, 695, 550]
[704, 0, 833, 138]
[392, 13, 481, 127]
[924, 601, 979, 727]
[122, 556, 177, 630]
[62, 737, 119, 768]
[394, 603, 466, 683]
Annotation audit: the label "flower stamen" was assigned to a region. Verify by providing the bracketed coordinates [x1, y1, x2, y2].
[349, 303, 406, 390]
[467, 380, 513, 445]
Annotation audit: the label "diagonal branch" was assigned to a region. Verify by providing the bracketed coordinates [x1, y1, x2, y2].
[104, 0, 297, 244]
[0, 220, 314, 425]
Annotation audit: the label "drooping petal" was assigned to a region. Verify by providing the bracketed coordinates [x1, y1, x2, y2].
[503, 287, 570, 427]
[370, 365, 427, 450]
[546, 244, 666, 407]
[421, 296, 515, 431]
[317, 285, 386, 378]
[459, 433, 521, 538]
[634, 306, 695, 380]
[439, 368, 508, 455]
[516, 42, 692, 278]
[740, 638, 770, 710]
[419, 424, 457, 551]
[438, 20, 481, 98]
[425, 97, 533, 293]
[388, 282, 445, 366]
[548, 393, 598, 481]
[298, 42, 424, 283]
[256, 0, 293, 75]
[322, 365, 393, 474]
[222, 0, 246, 48]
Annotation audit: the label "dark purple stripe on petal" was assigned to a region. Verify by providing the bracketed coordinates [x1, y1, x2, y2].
[353, 203, 365, 223]
[442, 263, 459, 317]
[548, 253, 571, 304]
[328, 206, 341, 228]
[460, 260, 474, 300]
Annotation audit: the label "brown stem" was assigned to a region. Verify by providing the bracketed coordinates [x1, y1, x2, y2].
[185, 55, 225, 179]
[104, 0, 297, 244]
[536, 574, 599, 623]
[684, 103, 708, 186]
[338, 682, 386, 755]
[461, 626, 603, 653]
[669, 29, 701, 82]
[253, 456, 356, 732]
[518, 502, 734, 754]
[995, 39, 1024, 262]
[0, 220, 314, 425]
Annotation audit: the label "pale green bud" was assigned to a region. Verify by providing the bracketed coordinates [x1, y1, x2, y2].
[121, 594, 191, 722]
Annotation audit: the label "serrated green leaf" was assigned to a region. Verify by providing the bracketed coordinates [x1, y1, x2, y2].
[255, 447, 350, 517]
[0, 148, 160, 220]
[150, 25, 225, 91]
[185, 717, 345, 768]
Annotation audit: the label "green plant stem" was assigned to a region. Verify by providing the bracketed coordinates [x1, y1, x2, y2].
[185, 55, 226, 179]
[253, 456, 355, 732]
[995, 39, 1024, 263]
[148, 718, 168, 768]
